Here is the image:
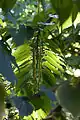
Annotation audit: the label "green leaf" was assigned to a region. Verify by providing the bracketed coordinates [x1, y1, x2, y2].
[30, 92, 52, 113]
[42, 67, 56, 87]
[9, 25, 34, 46]
[46, 39, 60, 53]
[0, 46, 17, 84]
[13, 43, 32, 89]
[66, 55, 80, 67]
[43, 61, 60, 75]
[26, 116, 33, 120]
[44, 56, 64, 72]
[31, 109, 47, 119]
[2, 0, 17, 12]
[11, 96, 34, 116]
[0, 0, 4, 8]
[13, 43, 31, 63]
[50, 0, 73, 25]
[59, 12, 80, 30]
[46, 51, 65, 66]
[37, 109, 47, 119]
[33, 11, 47, 25]
[75, 0, 80, 11]
[72, 3, 78, 22]
[56, 81, 80, 117]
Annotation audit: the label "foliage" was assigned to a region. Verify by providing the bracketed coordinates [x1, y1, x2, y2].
[0, 0, 80, 120]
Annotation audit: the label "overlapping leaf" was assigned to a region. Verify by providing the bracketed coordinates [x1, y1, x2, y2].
[43, 50, 64, 76]
[11, 96, 34, 116]
[9, 25, 34, 46]
[0, 0, 17, 12]
[30, 92, 52, 113]
[13, 43, 32, 88]
[0, 41, 17, 84]
[50, 0, 73, 25]
[56, 81, 80, 117]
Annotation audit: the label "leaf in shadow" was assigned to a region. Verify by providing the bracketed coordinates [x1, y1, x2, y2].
[11, 96, 34, 116]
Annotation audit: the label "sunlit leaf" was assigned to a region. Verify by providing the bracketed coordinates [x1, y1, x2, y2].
[44, 56, 64, 72]
[43, 61, 60, 75]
